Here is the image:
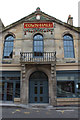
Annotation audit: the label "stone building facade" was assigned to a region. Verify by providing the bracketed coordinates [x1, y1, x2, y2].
[0, 8, 80, 106]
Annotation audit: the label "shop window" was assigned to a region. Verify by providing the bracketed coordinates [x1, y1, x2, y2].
[76, 82, 80, 97]
[63, 34, 74, 58]
[57, 70, 80, 98]
[15, 83, 20, 98]
[57, 81, 75, 97]
[1, 71, 20, 101]
[3, 35, 14, 58]
[33, 34, 43, 57]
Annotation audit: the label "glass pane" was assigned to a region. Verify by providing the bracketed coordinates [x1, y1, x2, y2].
[40, 81, 43, 85]
[15, 83, 20, 98]
[7, 83, 13, 101]
[33, 34, 43, 57]
[0, 82, 2, 100]
[57, 81, 75, 97]
[6, 36, 14, 41]
[77, 83, 80, 90]
[30, 71, 47, 80]
[63, 35, 74, 58]
[40, 87, 43, 94]
[3, 35, 14, 58]
[40, 97, 43, 102]
[38, 41, 43, 46]
[34, 41, 37, 46]
[57, 76, 75, 81]
[35, 82, 37, 85]
[2, 82, 4, 100]
[34, 97, 37, 102]
[34, 87, 37, 94]
[64, 41, 66, 46]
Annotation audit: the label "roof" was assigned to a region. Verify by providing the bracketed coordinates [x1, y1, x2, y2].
[1, 8, 80, 33]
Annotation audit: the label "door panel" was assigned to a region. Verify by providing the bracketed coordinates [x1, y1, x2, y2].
[29, 80, 49, 103]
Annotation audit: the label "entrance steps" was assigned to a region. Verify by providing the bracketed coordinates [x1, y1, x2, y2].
[28, 104, 51, 108]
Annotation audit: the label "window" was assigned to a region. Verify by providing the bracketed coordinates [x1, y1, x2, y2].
[1, 71, 20, 101]
[63, 34, 74, 58]
[57, 71, 80, 98]
[57, 81, 75, 97]
[33, 34, 43, 57]
[3, 35, 14, 58]
[76, 82, 80, 97]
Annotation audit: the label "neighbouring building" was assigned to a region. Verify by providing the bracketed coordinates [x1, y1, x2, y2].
[0, 8, 80, 106]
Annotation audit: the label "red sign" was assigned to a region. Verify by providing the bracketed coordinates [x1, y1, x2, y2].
[24, 23, 53, 28]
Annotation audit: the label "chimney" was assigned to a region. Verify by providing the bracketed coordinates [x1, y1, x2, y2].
[67, 15, 73, 26]
[0, 19, 4, 32]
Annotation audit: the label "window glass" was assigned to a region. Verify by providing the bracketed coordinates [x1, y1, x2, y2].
[76, 82, 80, 97]
[1, 71, 20, 101]
[57, 71, 80, 98]
[15, 83, 20, 98]
[34, 87, 37, 94]
[30, 71, 48, 80]
[40, 87, 43, 94]
[33, 34, 43, 57]
[3, 35, 14, 58]
[63, 35, 74, 58]
[57, 81, 75, 97]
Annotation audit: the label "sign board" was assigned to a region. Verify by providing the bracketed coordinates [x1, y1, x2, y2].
[24, 23, 53, 28]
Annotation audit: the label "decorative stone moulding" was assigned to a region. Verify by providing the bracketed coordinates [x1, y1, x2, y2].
[24, 28, 54, 35]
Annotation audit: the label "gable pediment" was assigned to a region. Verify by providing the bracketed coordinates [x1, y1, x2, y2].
[1, 8, 80, 33]
[24, 13, 51, 22]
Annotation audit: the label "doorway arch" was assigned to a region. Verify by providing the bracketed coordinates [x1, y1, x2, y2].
[29, 71, 49, 103]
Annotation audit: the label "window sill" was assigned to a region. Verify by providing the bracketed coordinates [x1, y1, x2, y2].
[2, 59, 12, 64]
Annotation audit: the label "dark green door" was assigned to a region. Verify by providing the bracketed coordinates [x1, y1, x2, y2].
[29, 71, 49, 103]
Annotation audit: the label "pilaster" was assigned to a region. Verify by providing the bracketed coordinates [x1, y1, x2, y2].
[50, 62, 57, 106]
[20, 63, 27, 104]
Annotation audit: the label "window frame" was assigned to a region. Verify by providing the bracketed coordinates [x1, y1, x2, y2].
[63, 34, 75, 58]
[3, 35, 14, 59]
[57, 70, 80, 98]
[33, 33, 44, 57]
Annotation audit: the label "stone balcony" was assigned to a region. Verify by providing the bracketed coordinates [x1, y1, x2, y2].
[20, 52, 56, 63]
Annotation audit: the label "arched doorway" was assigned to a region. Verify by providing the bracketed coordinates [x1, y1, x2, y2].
[29, 71, 49, 103]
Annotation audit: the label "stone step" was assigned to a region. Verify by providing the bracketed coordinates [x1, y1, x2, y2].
[29, 104, 49, 108]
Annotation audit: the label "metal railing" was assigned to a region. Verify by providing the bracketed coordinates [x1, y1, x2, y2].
[20, 52, 56, 63]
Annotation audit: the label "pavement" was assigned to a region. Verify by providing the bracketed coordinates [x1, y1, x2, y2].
[0, 101, 80, 110]
[1, 105, 80, 119]
[0, 102, 80, 119]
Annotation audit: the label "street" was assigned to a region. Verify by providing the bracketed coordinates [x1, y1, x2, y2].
[0, 106, 80, 119]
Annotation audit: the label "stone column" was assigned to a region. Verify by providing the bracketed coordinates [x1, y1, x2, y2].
[20, 63, 27, 104]
[50, 63, 57, 106]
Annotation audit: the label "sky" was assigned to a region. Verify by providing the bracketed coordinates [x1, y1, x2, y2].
[0, 0, 80, 27]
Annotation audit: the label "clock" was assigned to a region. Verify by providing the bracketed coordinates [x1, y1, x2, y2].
[36, 15, 40, 20]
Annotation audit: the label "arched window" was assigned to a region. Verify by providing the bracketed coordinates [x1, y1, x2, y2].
[3, 35, 14, 58]
[33, 34, 43, 57]
[63, 34, 74, 58]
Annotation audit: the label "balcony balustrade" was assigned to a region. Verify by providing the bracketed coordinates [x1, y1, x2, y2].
[20, 52, 56, 63]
